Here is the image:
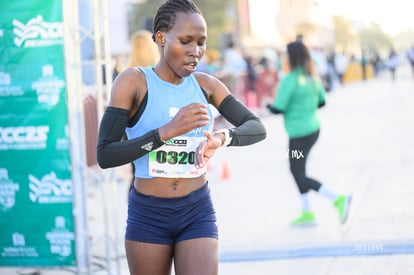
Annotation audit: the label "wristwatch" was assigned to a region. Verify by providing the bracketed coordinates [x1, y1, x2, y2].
[214, 128, 233, 147]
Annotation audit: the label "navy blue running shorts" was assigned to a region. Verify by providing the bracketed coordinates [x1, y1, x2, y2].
[125, 183, 218, 245]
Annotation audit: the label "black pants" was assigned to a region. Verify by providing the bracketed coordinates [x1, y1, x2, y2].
[289, 130, 322, 194]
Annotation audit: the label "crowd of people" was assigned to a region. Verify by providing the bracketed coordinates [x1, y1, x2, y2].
[112, 29, 412, 116]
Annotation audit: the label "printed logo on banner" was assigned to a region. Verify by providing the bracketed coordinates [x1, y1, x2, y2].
[13, 15, 63, 48]
[0, 125, 50, 150]
[0, 168, 20, 212]
[28, 172, 72, 204]
[45, 216, 74, 257]
[0, 71, 24, 97]
[56, 124, 70, 150]
[1, 0, 76, 267]
[0, 72, 11, 85]
[31, 65, 65, 106]
[1, 233, 39, 258]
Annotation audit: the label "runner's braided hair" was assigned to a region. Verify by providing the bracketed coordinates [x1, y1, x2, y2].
[152, 0, 202, 42]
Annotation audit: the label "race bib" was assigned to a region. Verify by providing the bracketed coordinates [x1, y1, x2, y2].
[148, 136, 207, 178]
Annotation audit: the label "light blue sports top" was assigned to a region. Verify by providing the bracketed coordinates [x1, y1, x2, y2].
[125, 67, 214, 179]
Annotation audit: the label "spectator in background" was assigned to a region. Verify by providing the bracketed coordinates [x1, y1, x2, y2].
[112, 54, 127, 81]
[112, 30, 159, 82]
[244, 55, 258, 110]
[311, 47, 331, 92]
[222, 39, 247, 76]
[257, 56, 279, 107]
[371, 51, 382, 77]
[334, 51, 349, 84]
[361, 51, 368, 81]
[387, 47, 399, 81]
[220, 39, 247, 103]
[128, 29, 160, 69]
[196, 49, 221, 75]
[407, 45, 414, 78]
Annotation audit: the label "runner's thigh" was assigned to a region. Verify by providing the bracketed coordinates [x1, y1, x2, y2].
[125, 240, 173, 275]
[173, 237, 218, 275]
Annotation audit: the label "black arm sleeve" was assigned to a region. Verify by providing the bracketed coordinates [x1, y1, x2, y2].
[217, 95, 267, 146]
[318, 101, 326, 108]
[96, 107, 164, 169]
[266, 103, 283, 114]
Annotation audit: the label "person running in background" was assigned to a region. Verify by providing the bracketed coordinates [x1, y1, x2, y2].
[96, 0, 267, 274]
[407, 45, 414, 79]
[267, 41, 351, 226]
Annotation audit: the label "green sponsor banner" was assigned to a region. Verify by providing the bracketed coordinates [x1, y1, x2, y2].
[0, 0, 75, 267]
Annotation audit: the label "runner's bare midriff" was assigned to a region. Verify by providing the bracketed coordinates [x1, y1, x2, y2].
[134, 174, 207, 198]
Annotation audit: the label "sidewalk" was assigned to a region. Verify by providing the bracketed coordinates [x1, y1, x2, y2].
[2, 66, 414, 275]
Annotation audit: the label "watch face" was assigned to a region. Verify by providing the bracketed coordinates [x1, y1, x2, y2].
[221, 129, 232, 147]
[228, 128, 233, 138]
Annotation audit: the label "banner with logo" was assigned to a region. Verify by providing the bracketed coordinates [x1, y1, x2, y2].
[0, 0, 75, 266]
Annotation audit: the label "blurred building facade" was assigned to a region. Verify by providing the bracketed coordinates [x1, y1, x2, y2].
[277, 0, 334, 47]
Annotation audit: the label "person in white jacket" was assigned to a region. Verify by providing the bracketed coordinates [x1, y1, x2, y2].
[334, 51, 349, 84]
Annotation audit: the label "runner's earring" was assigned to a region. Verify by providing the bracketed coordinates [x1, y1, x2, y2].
[156, 32, 165, 46]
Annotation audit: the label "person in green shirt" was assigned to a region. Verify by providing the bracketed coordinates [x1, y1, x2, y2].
[267, 41, 351, 226]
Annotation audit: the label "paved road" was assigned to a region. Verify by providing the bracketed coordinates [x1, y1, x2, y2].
[211, 64, 414, 274]
[2, 65, 414, 274]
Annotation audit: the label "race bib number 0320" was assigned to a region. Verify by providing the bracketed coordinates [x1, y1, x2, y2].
[148, 136, 206, 178]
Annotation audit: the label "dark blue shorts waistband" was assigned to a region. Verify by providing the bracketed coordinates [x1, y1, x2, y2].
[130, 182, 210, 208]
